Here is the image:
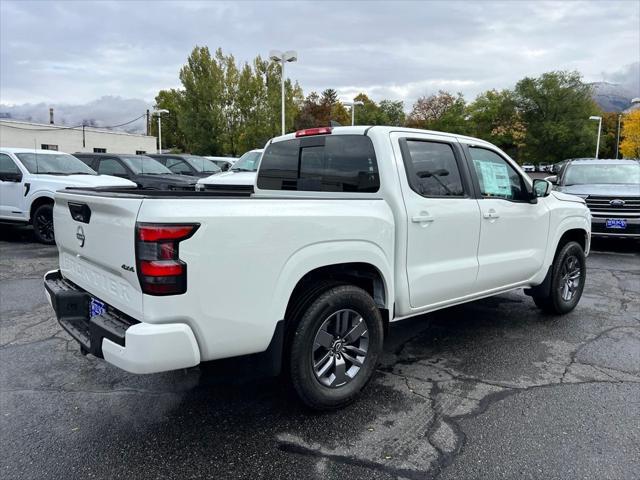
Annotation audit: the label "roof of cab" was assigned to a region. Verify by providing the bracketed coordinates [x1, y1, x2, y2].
[268, 125, 493, 147]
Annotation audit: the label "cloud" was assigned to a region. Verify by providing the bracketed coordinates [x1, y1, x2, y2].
[1, 0, 638, 119]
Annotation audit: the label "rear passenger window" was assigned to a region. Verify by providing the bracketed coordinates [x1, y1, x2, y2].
[402, 140, 465, 197]
[165, 158, 192, 175]
[98, 159, 126, 176]
[258, 135, 379, 192]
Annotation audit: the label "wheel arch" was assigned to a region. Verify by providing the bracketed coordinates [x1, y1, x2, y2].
[270, 241, 394, 329]
[29, 194, 55, 222]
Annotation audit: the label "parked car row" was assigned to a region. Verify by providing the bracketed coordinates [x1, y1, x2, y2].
[0, 147, 261, 243]
[522, 163, 553, 173]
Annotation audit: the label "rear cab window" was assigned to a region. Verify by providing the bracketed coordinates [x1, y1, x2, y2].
[257, 135, 379, 193]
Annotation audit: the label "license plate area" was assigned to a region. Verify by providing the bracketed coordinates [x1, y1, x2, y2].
[90, 298, 106, 318]
[606, 218, 627, 229]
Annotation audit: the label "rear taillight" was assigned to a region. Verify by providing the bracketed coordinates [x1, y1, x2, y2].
[135, 223, 199, 295]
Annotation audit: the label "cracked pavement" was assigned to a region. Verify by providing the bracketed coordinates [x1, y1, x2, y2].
[1, 225, 639, 480]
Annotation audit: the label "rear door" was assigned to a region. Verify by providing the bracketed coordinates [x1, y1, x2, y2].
[464, 145, 550, 291]
[392, 132, 481, 308]
[54, 190, 144, 319]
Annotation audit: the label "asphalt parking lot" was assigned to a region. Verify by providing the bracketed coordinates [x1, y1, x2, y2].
[1, 225, 639, 480]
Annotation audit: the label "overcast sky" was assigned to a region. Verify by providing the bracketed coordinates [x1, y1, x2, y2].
[1, 0, 639, 111]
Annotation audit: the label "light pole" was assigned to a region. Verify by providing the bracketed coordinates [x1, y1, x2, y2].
[589, 115, 602, 159]
[269, 50, 298, 135]
[344, 100, 364, 126]
[153, 109, 169, 154]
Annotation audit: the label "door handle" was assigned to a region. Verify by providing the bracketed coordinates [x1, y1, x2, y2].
[412, 214, 435, 224]
[483, 210, 500, 220]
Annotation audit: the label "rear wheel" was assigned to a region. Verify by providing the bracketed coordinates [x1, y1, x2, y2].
[288, 285, 383, 410]
[533, 241, 586, 314]
[32, 203, 55, 245]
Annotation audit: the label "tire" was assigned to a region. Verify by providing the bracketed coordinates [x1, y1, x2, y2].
[532, 241, 586, 314]
[32, 203, 55, 245]
[288, 285, 384, 410]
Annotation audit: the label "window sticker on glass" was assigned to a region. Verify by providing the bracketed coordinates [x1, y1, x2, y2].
[474, 160, 511, 197]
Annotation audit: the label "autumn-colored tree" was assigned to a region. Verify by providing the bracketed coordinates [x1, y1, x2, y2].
[407, 91, 468, 134]
[467, 89, 525, 159]
[620, 110, 640, 158]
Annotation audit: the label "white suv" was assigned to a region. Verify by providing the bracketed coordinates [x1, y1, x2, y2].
[0, 148, 135, 243]
[197, 149, 263, 192]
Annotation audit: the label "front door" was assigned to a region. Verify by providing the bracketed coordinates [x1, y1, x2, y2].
[395, 133, 481, 308]
[0, 153, 26, 220]
[466, 146, 550, 291]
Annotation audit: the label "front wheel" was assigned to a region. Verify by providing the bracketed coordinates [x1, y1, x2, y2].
[288, 285, 384, 410]
[32, 203, 55, 245]
[533, 241, 586, 314]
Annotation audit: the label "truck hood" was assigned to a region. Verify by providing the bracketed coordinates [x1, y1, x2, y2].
[557, 184, 640, 197]
[550, 190, 587, 204]
[197, 171, 256, 186]
[33, 174, 136, 189]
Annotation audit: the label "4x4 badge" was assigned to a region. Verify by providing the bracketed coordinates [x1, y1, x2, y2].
[76, 226, 85, 247]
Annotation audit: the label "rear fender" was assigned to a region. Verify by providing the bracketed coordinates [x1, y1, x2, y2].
[268, 240, 394, 324]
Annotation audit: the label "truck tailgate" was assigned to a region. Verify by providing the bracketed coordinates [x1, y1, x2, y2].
[53, 190, 144, 319]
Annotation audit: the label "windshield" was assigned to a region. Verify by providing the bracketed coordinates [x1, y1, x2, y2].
[563, 163, 640, 185]
[231, 151, 262, 172]
[183, 155, 221, 173]
[120, 155, 172, 175]
[16, 153, 96, 175]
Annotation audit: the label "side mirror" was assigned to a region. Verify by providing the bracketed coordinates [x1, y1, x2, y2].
[544, 175, 557, 185]
[0, 172, 23, 182]
[533, 178, 552, 198]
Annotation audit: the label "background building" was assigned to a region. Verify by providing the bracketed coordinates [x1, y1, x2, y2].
[0, 119, 156, 154]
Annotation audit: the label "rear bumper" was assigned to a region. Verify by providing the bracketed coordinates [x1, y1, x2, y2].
[44, 269, 200, 374]
[591, 216, 640, 238]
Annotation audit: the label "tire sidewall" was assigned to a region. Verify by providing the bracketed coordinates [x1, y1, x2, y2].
[289, 285, 383, 409]
[550, 241, 586, 314]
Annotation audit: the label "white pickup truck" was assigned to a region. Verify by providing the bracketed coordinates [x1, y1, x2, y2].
[44, 126, 591, 409]
[0, 148, 136, 244]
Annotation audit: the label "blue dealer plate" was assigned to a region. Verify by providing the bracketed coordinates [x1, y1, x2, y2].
[605, 218, 627, 229]
[89, 298, 106, 318]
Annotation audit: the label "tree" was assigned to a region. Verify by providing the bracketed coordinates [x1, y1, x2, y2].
[467, 89, 525, 159]
[178, 46, 226, 155]
[150, 89, 186, 152]
[598, 112, 621, 159]
[620, 110, 640, 158]
[407, 91, 468, 134]
[378, 100, 405, 126]
[514, 71, 600, 164]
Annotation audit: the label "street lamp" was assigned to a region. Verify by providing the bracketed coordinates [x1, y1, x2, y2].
[589, 115, 602, 159]
[269, 49, 298, 135]
[344, 100, 364, 126]
[153, 109, 169, 154]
